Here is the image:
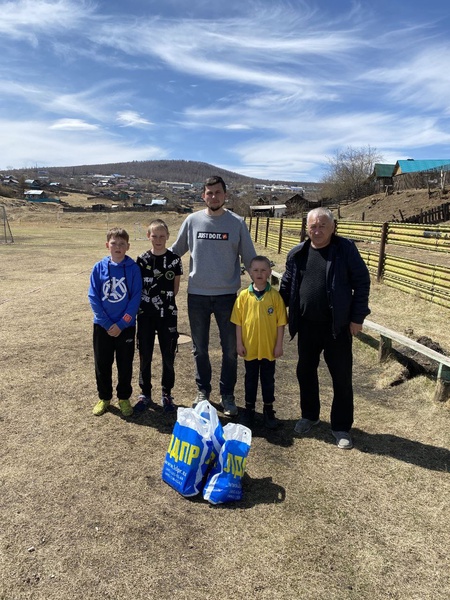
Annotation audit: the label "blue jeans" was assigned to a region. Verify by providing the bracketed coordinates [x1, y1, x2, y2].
[187, 294, 237, 396]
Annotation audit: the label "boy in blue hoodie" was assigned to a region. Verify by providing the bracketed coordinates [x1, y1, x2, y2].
[88, 227, 142, 417]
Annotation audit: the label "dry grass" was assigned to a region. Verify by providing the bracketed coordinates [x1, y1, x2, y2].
[338, 188, 449, 223]
[1, 211, 449, 600]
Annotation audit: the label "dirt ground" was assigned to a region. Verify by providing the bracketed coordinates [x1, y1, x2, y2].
[0, 209, 449, 600]
[337, 188, 449, 223]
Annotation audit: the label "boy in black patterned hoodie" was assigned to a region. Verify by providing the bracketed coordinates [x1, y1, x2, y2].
[135, 219, 183, 413]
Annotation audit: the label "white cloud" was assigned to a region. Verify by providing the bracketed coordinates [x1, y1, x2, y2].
[116, 111, 153, 127]
[49, 119, 99, 131]
[362, 45, 450, 113]
[87, 10, 364, 98]
[0, 77, 133, 122]
[223, 124, 251, 131]
[0, 119, 167, 170]
[0, 0, 93, 44]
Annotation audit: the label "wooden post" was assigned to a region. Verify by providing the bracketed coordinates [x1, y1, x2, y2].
[378, 335, 392, 362]
[265, 217, 270, 248]
[300, 216, 307, 241]
[255, 217, 259, 244]
[376, 222, 389, 282]
[434, 364, 450, 403]
[278, 219, 284, 254]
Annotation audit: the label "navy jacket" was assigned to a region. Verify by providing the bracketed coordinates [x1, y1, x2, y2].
[279, 235, 370, 338]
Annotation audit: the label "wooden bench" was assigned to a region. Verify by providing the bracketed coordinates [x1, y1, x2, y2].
[363, 319, 450, 403]
[271, 270, 283, 288]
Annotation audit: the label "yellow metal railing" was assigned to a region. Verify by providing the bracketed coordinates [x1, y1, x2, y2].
[244, 216, 450, 309]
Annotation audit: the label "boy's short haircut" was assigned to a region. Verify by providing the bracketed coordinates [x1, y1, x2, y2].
[147, 219, 169, 235]
[106, 227, 129, 242]
[250, 255, 272, 269]
[203, 175, 226, 193]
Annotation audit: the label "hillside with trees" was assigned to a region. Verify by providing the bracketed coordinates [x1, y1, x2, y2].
[4, 160, 310, 188]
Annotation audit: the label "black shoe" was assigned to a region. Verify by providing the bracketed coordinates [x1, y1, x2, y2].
[162, 392, 176, 413]
[240, 407, 255, 428]
[263, 406, 279, 430]
[134, 394, 152, 413]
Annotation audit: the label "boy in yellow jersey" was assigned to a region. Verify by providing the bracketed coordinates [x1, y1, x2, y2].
[231, 256, 287, 429]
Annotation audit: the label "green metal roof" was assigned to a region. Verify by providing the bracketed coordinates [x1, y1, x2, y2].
[394, 159, 450, 174]
[373, 163, 395, 178]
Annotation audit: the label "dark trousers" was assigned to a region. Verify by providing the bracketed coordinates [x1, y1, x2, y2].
[296, 319, 354, 431]
[187, 294, 237, 396]
[93, 324, 136, 401]
[244, 359, 276, 409]
[137, 313, 178, 397]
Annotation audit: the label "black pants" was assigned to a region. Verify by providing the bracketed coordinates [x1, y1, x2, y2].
[296, 319, 353, 431]
[244, 359, 276, 409]
[93, 324, 136, 401]
[137, 313, 178, 397]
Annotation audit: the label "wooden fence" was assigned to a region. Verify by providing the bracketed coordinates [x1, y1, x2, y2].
[245, 216, 450, 309]
[400, 202, 450, 224]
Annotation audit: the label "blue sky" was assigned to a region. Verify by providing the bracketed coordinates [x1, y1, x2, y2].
[1, 0, 450, 181]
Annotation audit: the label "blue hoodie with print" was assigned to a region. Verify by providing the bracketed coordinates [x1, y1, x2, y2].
[88, 255, 142, 331]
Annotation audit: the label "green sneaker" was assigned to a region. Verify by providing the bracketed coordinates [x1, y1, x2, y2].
[118, 399, 133, 417]
[93, 400, 110, 416]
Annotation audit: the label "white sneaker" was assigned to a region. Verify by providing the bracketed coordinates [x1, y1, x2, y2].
[332, 431, 353, 450]
[192, 390, 209, 408]
[220, 394, 238, 417]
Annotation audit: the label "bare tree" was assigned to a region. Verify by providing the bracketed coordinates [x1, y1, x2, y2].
[321, 146, 383, 202]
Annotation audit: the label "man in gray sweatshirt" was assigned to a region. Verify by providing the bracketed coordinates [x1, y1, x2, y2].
[171, 175, 256, 416]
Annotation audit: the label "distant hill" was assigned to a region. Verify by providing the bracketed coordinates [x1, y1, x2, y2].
[4, 159, 312, 187]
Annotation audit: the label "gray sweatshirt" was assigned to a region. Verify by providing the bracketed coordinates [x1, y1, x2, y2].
[171, 209, 256, 295]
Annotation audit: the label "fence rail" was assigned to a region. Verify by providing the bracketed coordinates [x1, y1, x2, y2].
[387, 223, 450, 252]
[245, 216, 450, 309]
[382, 256, 450, 309]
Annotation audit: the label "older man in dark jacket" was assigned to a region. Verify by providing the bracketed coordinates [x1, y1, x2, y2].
[280, 207, 370, 449]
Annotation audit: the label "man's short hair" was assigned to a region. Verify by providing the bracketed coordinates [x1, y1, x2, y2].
[307, 207, 334, 223]
[106, 227, 129, 242]
[203, 175, 226, 193]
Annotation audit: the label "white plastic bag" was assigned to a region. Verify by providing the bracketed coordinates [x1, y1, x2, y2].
[193, 399, 225, 456]
[203, 423, 252, 504]
[161, 407, 214, 497]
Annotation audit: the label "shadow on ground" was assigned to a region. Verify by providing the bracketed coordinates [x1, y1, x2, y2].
[130, 407, 449, 472]
[291, 421, 449, 472]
